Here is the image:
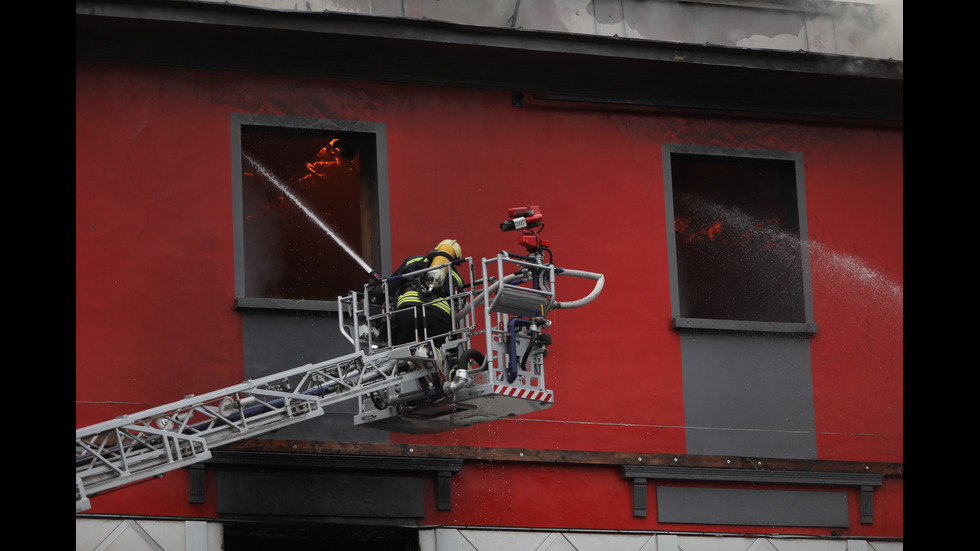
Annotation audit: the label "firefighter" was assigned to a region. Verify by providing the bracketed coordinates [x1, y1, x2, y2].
[389, 239, 465, 346]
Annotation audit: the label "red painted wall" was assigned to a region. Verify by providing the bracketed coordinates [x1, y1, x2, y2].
[76, 60, 902, 535]
[423, 467, 903, 539]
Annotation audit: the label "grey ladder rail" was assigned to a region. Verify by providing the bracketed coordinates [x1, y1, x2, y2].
[75, 342, 438, 512]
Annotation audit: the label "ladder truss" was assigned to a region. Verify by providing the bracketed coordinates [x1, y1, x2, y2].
[75, 342, 439, 512]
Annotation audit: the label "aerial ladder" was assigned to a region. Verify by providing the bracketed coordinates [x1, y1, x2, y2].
[75, 206, 604, 513]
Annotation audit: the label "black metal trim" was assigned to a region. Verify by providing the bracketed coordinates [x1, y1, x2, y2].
[189, 464, 205, 504]
[192, 451, 463, 511]
[209, 450, 463, 472]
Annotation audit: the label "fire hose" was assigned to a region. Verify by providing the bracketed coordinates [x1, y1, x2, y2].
[455, 267, 604, 320]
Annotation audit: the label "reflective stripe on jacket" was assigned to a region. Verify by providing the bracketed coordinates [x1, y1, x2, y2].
[396, 290, 452, 315]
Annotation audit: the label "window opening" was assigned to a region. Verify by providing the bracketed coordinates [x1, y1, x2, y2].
[233, 115, 389, 309]
[665, 145, 814, 332]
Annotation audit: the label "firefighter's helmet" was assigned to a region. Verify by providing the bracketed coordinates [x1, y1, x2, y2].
[436, 239, 462, 260]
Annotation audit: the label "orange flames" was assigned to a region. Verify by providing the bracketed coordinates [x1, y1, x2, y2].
[300, 138, 354, 184]
[244, 139, 357, 220]
[675, 218, 723, 243]
[675, 216, 786, 247]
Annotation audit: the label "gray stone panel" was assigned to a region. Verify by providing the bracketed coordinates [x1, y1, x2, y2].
[681, 331, 816, 459]
[657, 486, 849, 527]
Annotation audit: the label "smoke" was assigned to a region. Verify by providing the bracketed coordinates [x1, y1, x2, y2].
[825, 0, 903, 61]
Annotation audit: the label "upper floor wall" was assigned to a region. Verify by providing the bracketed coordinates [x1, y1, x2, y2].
[202, 0, 903, 61]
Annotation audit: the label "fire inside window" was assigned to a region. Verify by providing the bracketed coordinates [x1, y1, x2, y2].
[668, 149, 808, 325]
[239, 124, 377, 302]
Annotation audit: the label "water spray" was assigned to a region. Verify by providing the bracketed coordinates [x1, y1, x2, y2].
[243, 153, 379, 280]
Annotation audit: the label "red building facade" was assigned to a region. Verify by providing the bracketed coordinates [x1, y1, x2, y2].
[76, 3, 902, 549]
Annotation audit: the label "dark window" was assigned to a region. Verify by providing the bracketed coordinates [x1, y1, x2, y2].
[232, 115, 390, 310]
[665, 145, 815, 333]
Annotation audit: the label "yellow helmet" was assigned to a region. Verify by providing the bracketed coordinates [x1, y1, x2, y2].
[436, 239, 462, 260]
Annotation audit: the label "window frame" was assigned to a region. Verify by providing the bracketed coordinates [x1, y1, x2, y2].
[230, 113, 391, 312]
[663, 143, 817, 335]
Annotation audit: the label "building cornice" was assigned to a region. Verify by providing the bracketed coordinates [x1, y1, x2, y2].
[77, 0, 902, 122]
